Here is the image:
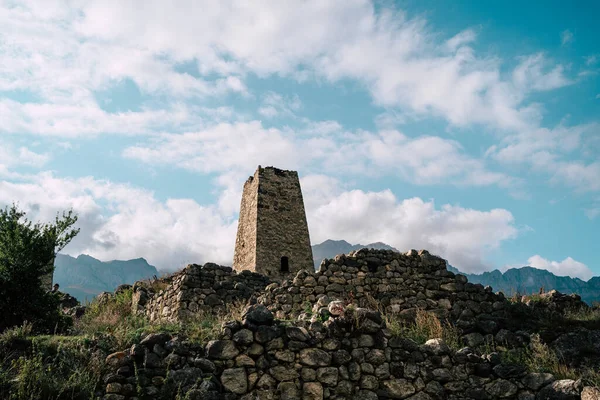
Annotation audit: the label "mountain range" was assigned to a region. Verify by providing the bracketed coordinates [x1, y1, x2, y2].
[53, 254, 158, 303]
[53, 240, 599, 305]
[446, 265, 600, 305]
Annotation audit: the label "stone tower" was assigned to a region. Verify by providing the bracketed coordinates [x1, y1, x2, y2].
[233, 166, 314, 279]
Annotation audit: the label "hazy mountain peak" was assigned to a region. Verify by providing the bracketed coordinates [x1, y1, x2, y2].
[53, 254, 158, 303]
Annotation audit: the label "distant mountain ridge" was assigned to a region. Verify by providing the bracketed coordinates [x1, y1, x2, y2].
[446, 265, 600, 305]
[56, 241, 600, 305]
[311, 239, 398, 269]
[311, 240, 600, 304]
[53, 254, 158, 303]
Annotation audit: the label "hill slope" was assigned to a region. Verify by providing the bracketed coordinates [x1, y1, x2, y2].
[53, 254, 158, 303]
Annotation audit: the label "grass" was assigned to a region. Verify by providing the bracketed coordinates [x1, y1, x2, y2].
[136, 275, 172, 294]
[564, 306, 600, 322]
[501, 293, 600, 337]
[371, 294, 599, 390]
[0, 322, 33, 348]
[384, 308, 462, 349]
[360, 293, 461, 349]
[487, 333, 600, 389]
[525, 334, 577, 379]
[0, 328, 102, 400]
[75, 289, 249, 351]
[0, 289, 250, 400]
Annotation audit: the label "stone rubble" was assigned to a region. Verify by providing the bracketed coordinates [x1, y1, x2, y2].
[144, 263, 270, 322]
[99, 248, 598, 399]
[101, 304, 593, 400]
[260, 249, 510, 340]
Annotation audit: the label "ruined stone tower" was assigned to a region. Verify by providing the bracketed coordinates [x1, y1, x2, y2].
[233, 166, 314, 279]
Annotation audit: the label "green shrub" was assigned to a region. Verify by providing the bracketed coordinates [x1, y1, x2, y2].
[0, 336, 102, 400]
[74, 288, 151, 351]
[0, 204, 79, 333]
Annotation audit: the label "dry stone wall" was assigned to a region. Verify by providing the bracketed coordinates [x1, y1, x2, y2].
[101, 304, 588, 400]
[260, 249, 510, 338]
[144, 263, 270, 322]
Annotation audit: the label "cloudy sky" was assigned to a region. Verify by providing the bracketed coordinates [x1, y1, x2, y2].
[0, 0, 598, 279]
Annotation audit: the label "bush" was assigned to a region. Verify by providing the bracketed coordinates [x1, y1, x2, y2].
[0, 335, 102, 400]
[75, 289, 150, 351]
[0, 204, 79, 332]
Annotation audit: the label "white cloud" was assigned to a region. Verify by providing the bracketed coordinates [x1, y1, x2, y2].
[304, 179, 518, 272]
[584, 55, 598, 66]
[0, 0, 576, 138]
[445, 29, 477, 52]
[0, 99, 202, 137]
[585, 207, 600, 220]
[584, 197, 600, 220]
[123, 121, 517, 199]
[513, 53, 572, 92]
[0, 140, 50, 168]
[488, 123, 600, 193]
[0, 172, 237, 271]
[0, 169, 519, 273]
[527, 255, 593, 280]
[560, 30, 574, 46]
[123, 121, 302, 178]
[258, 92, 302, 119]
[550, 160, 600, 193]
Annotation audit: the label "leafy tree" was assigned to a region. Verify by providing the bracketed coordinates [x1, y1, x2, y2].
[0, 204, 80, 332]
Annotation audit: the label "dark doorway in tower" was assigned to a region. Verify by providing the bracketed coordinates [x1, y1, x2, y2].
[280, 256, 289, 273]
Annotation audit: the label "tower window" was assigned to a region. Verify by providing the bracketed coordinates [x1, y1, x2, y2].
[280, 256, 289, 272]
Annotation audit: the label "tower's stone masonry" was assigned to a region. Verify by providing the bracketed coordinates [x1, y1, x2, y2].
[233, 166, 314, 279]
[233, 169, 259, 271]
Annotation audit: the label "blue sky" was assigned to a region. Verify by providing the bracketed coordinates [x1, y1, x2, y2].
[0, 1, 598, 278]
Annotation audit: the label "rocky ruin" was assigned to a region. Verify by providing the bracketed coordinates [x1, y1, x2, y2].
[141, 263, 270, 322]
[101, 302, 595, 400]
[100, 248, 599, 399]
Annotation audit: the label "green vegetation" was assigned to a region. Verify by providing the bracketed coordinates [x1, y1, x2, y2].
[384, 308, 462, 350]
[0, 285, 249, 400]
[493, 333, 599, 387]
[503, 293, 600, 336]
[75, 288, 248, 352]
[0, 204, 79, 332]
[0, 325, 102, 400]
[564, 305, 600, 323]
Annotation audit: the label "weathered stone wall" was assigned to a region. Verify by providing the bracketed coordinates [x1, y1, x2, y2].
[519, 290, 589, 315]
[144, 263, 270, 322]
[233, 170, 259, 273]
[101, 305, 588, 400]
[233, 166, 314, 280]
[259, 249, 509, 338]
